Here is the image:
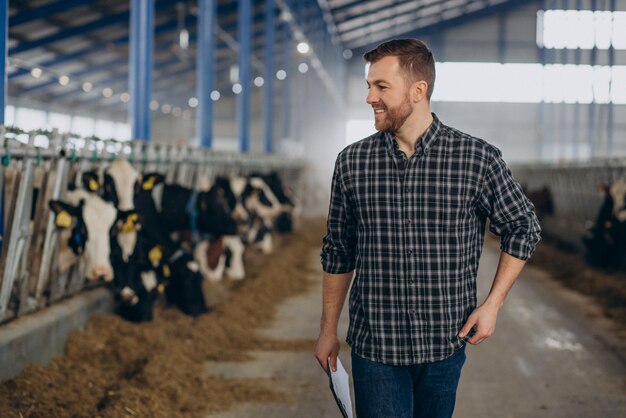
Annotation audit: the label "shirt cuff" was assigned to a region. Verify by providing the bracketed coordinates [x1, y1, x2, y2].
[500, 232, 541, 261]
[320, 251, 355, 274]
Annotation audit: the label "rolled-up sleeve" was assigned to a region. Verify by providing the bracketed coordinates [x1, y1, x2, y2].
[321, 153, 357, 274]
[477, 147, 542, 261]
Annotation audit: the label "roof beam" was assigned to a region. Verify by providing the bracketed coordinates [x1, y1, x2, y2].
[9, 0, 103, 27]
[9, 0, 176, 55]
[349, 0, 538, 51]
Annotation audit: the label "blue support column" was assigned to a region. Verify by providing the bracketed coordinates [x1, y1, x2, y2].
[197, 0, 216, 148]
[263, 0, 275, 154]
[281, 25, 291, 146]
[129, 0, 154, 141]
[0, 0, 6, 125]
[237, 0, 252, 153]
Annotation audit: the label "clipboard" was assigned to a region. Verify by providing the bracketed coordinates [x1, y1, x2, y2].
[326, 357, 354, 418]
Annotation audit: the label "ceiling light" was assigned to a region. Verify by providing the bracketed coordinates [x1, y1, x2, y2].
[188, 97, 198, 108]
[232, 83, 242, 94]
[172, 107, 182, 117]
[82, 82, 93, 92]
[58, 75, 70, 86]
[298, 63, 309, 74]
[210, 90, 220, 101]
[161, 104, 172, 114]
[342, 49, 353, 59]
[297, 42, 310, 54]
[179, 29, 189, 50]
[150, 100, 159, 110]
[276, 70, 287, 80]
[254, 76, 264, 87]
[120, 92, 130, 103]
[102, 88, 113, 98]
[30, 67, 42, 78]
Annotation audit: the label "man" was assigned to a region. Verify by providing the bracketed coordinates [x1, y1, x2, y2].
[314, 39, 541, 418]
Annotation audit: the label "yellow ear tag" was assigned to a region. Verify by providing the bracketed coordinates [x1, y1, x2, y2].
[56, 210, 72, 228]
[162, 264, 171, 278]
[121, 216, 136, 233]
[148, 246, 163, 265]
[157, 283, 165, 294]
[88, 178, 99, 192]
[143, 176, 156, 190]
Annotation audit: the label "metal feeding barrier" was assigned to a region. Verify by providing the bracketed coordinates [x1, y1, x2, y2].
[511, 159, 626, 252]
[0, 126, 304, 324]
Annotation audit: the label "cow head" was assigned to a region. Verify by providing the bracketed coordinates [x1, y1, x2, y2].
[49, 192, 117, 281]
[197, 184, 239, 236]
[103, 159, 141, 211]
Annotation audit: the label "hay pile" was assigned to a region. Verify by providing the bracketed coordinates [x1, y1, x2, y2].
[0, 221, 326, 418]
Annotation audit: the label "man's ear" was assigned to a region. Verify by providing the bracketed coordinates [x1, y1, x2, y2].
[411, 80, 428, 102]
[82, 171, 101, 193]
[48, 200, 79, 229]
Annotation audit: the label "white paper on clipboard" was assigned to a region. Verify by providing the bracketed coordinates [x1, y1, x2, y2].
[326, 357, 354, 418]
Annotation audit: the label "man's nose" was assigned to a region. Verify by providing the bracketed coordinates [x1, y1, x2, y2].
[366, 89, 378, 104]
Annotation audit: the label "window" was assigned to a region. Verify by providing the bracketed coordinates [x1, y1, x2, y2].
[538, 10, 626, 50]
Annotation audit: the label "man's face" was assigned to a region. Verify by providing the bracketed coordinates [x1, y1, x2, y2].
[366, 56, 413, 133]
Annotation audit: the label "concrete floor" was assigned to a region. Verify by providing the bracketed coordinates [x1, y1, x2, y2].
[205, 240, 626, 418]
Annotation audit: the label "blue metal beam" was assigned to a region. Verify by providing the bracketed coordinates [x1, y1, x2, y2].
[263, 0, 275, 154]
[280, 24, 290, 145]
[237, 0, 252, 153]
[9, 0, 172, 56]
[130, 0, 154, 141]
[9, 0, 103, 27]
[0, 0, 6, 125]
[197, 0, 216, 148]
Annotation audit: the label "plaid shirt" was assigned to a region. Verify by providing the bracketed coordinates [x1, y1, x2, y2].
[321, 113, 541, 365]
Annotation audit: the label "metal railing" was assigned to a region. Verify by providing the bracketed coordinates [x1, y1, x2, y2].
[511, 159, 626, 252]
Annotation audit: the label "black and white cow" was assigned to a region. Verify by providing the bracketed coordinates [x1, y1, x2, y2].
[49, 189, 117, 282]
[101, 161, 209, 317]
[134, 173, 208, 316]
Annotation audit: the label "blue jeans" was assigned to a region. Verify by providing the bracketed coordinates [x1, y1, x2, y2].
[351, 346, 466, 418]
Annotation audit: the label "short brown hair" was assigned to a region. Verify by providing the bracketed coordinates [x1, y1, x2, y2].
[363, 39, 436, 100]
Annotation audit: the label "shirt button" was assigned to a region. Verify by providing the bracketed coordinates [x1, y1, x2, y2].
[408, 309, 417, 315]
[408, 279, 415, 284]
[407, 249, 413, 255]
[406, 219, 412, 225]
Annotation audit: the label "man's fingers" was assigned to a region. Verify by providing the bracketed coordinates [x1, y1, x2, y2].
[329, 353, 338, 372]
[458, 317, 476, 338]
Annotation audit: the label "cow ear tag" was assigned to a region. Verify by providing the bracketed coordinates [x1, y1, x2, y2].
[121, 215, 138, 233]
[55, 210, 72, 228]
[143, 176, 157, 190]
[162, 264, 171, 278]
[149, 246, 163, 266]
[88, 178, 99, 192]
[157, 283, 166, 294]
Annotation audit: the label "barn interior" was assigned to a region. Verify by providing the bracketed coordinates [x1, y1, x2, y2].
[0, 0, 624, 417]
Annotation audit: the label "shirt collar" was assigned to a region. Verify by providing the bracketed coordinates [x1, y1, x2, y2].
[383, 112, 442, 156]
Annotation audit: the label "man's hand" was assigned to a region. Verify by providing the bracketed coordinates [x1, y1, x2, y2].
[315, 331, 341, 372]
[458, 302, 500, 345]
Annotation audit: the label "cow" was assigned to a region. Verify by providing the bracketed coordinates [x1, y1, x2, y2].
[99, 163, 209, 318]
[134, 173, 208, 316]
[48, 188, 117, 282]
[254, 171, 299, 233]
[583, 178, 626, 270]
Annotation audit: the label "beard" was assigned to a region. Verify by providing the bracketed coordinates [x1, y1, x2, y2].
[374, 94, 413, 133]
